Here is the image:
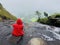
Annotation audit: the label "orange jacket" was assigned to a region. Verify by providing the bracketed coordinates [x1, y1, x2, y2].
[12, 18, 24, 37]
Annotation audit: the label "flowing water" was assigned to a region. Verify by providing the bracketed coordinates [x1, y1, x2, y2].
[0, 21, 60, 45]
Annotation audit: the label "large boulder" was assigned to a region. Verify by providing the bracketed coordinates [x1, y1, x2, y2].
[28, 38, 47, 45]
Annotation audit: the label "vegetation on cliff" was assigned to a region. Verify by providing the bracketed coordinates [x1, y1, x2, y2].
[35, 11, 60, 27]
[0, 3, 17, 21]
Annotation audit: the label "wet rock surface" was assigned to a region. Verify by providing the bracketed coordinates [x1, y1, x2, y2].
[0, 21, 60, 45]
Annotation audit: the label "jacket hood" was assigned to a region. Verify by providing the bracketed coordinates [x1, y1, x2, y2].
[16, 18, 23, 25]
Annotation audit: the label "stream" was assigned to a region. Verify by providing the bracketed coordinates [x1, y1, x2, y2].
[0, 21, 60, 45]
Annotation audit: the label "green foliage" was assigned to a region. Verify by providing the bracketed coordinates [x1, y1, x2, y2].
[0, 3, 17, 21]
[31, 18, 37, 22]
[37, 17, 48, 24]
[44, 12, 48, 17]
[36, 11, 60, 27]
[51, 13, 60, 18]
[35, 11, 41, 19]
[35, 11, 49, 23]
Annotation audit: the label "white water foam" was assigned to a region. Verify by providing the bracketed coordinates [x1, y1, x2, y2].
[42, 34, 54, 41]
[47, 30, 60, 40]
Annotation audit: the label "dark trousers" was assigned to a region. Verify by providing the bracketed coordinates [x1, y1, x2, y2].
[9, 35, 24, 44]
[17, 35, 23, 44]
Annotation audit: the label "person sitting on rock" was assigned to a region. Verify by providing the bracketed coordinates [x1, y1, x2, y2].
[12, 18, 24, 43]
[12, 18, 24, 37]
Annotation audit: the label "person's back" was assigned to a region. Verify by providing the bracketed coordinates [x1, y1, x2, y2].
[9, 18, 24, 44]
[12, 18, 24, 37]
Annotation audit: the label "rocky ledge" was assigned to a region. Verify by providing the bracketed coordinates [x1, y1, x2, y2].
[0, 21, 60, 45]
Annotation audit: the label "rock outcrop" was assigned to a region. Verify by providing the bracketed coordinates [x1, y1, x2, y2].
[28, 38, 47, 45]
[0, 21, 60, 45]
